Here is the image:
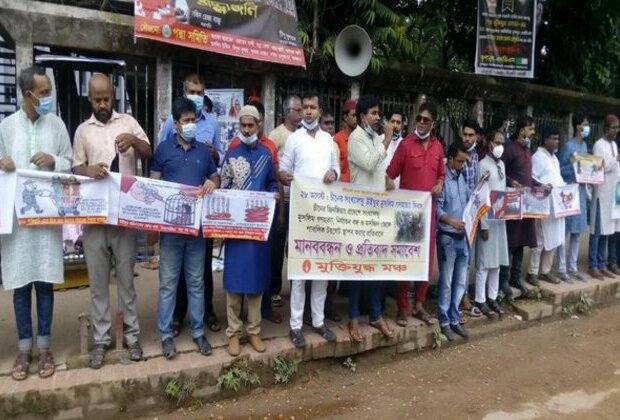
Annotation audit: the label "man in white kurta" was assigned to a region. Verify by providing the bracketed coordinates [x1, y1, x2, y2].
[0, 66, 72, 381]
[527, 129, 564, 284]
[588, 115, 620, 279]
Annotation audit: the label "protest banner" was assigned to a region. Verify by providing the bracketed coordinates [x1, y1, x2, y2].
[134, 0, 305, 67]
[205, 88, 244, 152]
[202, 189, 276, 241]
[572, 153, 604, 185]
[463, 180, 491, 245]
[116, 175, 203, 235]
[0, 170, 16, 234]
[475, 0, 537, 78]
[288, 177, 432, 281]
[14, 170, 109, 226]
[551, 183, 581, 218]
[488, 189, 523, 220]
[522, 186, 551, 218]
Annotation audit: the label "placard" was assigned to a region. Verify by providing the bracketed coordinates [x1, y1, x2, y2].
[551, 183, 581, 218]
[573, 153, 604, 185]
[522, 186, 550, 218]
[488, 189, 523, 220]
[463, 180, 491, 245]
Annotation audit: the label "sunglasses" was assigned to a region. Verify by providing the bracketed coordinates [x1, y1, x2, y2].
[415, 115, 433, 124]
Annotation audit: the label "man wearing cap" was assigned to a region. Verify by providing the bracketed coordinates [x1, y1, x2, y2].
[333, 99, 357, 183]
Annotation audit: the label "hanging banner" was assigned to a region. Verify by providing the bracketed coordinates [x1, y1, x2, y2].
[205, 88, 244, 152]
[115, 175, 204, 235]
[0, 170, 16, 234]
[551, 183, 581, 218]
[488, 189, 523, 220]
[573, 153, 604, 185]
[201, 189, 276, 241]
[463, 180, 491, 246]
[522, 186, 551, 218]
[288, 177, 432, 281]
[475, 0, 537, 78]
[14, 170, 109, 226]
[134, 0, 306, 67]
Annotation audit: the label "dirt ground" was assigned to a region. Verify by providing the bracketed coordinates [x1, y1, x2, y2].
[145, 303, 620, 420]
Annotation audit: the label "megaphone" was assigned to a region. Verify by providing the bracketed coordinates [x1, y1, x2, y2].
[334, 25, 372, 77]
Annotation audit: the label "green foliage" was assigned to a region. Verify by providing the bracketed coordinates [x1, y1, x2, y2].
[217, 363, 261, 392]
[432, 326, 447, 350]
[273, 355, 302, 384]
[164, 376, 197, 407]
[562, 292, 594, 317]
[342, 357, 357, 372]
[529, 287, 544, 302]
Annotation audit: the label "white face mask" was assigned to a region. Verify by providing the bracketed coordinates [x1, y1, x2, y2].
[492, 144, 504, 159]
[239, 133, 258, 145]
[302, 118, 319, 131]
[580, 126, 591, 138]
[415, 128, 430, 140]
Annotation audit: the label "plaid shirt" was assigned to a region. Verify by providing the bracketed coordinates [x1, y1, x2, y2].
[463, 152, 479, 191]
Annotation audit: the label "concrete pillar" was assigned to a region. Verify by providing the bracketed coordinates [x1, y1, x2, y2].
[350, 81, 360, 101]
[471, 100, 484, 127]
[14, 38, 33, 105]
[261, 72, 276, 134]
[154, 57, 172, 148]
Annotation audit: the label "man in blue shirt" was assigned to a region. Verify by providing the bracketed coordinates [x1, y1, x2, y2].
[151, 97, 221, 359]
[436, 142, 471, 341]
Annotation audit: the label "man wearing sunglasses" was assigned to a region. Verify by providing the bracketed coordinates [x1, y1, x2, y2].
[387, 102, 444, 327]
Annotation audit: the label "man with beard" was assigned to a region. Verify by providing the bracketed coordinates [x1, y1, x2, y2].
[383, 109, 405, 188]
[73, 73, 152, 369]
[333, 99, 357, 183]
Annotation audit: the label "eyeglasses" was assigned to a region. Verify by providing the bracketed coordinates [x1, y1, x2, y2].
[415, 115, 432, 124]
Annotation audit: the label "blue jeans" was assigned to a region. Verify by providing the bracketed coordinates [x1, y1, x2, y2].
[13, 281, 54, 351]
[437, 233, 469, 326]
[588, 200, 608, 270]
[158, 233, 206, 341]
[348, 281, 383, 322]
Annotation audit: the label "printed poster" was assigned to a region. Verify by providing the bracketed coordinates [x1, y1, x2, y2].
[288, 177, 432, 281]
[134, 0, 306, 67]
[522, 186, 550, 218]
[573, 153, 604, 185]
[14, 170, 109, 226]
[205, 88, 244, 152]
[202, 189, 276, 241]
[551, 183, 581, 218]
[116, 175, 203, 235]
[463, 180, 491, 245]
[0, 170, 16, 234]
[475, 0, 537, 78]
[488, 189, 523, 220]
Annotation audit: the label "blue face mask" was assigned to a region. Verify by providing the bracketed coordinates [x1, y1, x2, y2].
[33, 94, 53, 116]
[179, 122, 197, 140]
[186, 94, 204, 113]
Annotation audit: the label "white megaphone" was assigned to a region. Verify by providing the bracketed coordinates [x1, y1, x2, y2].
[334, 25, 372, 77]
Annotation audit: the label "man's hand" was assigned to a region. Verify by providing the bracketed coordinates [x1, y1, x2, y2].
[431, 181, 443, 197]
[86, 162, 109, 179]
[543, 183, 553, 193]
[30, 152, 55, 169]
[570, 154, 577, 164]
[279, 171, 294, 186]
[206, 144, 220, 165]
[323, 169, 337, 184]
[481, 170, 491, 181]
[0, 156, 16, 172]
[115, 133, 136, 153]
[386, 177, 396, 191]
[511, 180, 522, 189]
[451, 218, 466, 230]
[201, 179, 216, 195]
[383, 121, 394, 141]
[480, 229, 489, 241]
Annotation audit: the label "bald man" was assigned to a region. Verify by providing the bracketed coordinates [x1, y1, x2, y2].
[72, 73, 152, 369]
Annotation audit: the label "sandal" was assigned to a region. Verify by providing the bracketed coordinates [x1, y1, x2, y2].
[412, 309, 436, 326]
[396, 310, 408, 327]
[369, 318, 394, 338]
[12, 350, 32, 381]
[38, 349, 55, 378]
[348, 319, 364, 342]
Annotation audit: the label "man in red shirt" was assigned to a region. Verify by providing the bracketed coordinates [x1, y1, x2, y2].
[333, 99, 357, 182]
[386, 102, 445, 327]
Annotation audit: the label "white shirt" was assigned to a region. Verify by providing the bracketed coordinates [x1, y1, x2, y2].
[280, 127, 340, 180]
[348, 125, 387, 187]
[532, 148, 565, 249]
[383, 134, 403, 187]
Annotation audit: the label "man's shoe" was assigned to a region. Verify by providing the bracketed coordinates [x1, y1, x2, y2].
[588, 268, 605, 280]
[525, 273, 540, 287]
[558, 272, 573, 284]
[205, 314, 221, 332]
[325, 308, 342, 322]
[127, 341, 143, 362]
[518, 286, 533, 299]
[440, 325, 455, 342]
[162, 338, 176, 360]
[487, 299, 505, 316]
[289, 329, 306, 348]
[609, 265, 620, 276]
[264, 311, 283, 324]
[193, 335, 212, 356]
[450, 323, 469, 338]
[271, 294, 283, 308]
[474, 301, 497, 319]
[248, 334, 266, 353]
[539, 273, 560, 284]
[569, 271, 586, 282]
[601, 268, 616, 279]
[313, 325, 336, 342]
[89, 344, 109, 370]
[228, 335, 241, 356]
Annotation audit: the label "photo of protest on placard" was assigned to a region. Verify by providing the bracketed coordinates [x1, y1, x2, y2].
[488, 189, 523, 220]
[522, 186, 551, 218]
[463, 180, 491, 245]
[573, 153, 604, 184]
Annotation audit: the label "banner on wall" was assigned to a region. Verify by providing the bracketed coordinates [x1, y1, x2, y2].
[134, 0, 306, 67]
[287, 177, 432, 281]
[205, 88, 244, 152]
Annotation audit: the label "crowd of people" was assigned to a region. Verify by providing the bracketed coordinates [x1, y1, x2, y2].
[0, 66, 616, 381]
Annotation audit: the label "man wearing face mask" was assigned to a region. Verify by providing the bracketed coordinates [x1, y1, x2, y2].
[475, 130, 509, 318]
[0, 66, 72, 381]
[527, 127, 563, 285]
[333, 99, 358, 183]
[557, 112, 590, 282]
[150, 97, 220, 359]
[220, 105, 278, 356]
[346, 95, 395, 342]
[158, 74, 222, 164]
[387, 102, 444, 327]
[73, 73, 152, 369]
[498, 115, 537, 300]
[279, 90, 340, 348]
[460, 118, 482, 192]
[383, 109, 405, 188]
